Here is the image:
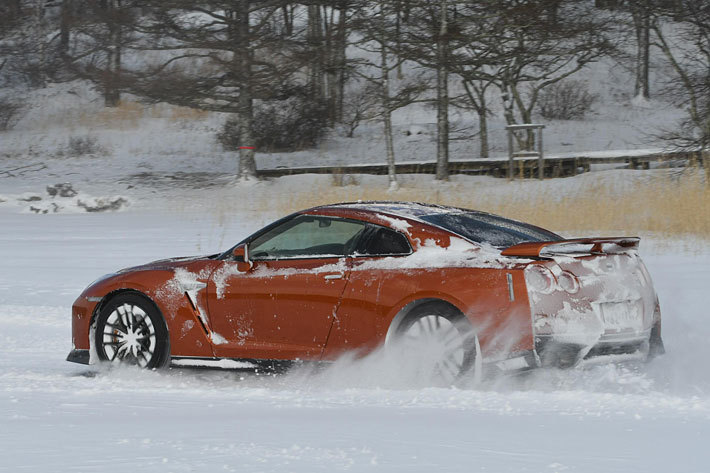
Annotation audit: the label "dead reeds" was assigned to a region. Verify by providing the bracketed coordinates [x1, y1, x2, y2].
[253, 170, 710, 239]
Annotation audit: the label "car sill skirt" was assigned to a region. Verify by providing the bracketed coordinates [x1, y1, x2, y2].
[66, 349, 90, 365]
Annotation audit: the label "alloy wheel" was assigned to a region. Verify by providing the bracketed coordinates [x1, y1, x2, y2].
[100, 302, 158, 368]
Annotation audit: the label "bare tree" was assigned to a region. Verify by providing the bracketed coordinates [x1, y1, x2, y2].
[102, 1, 307, 180]
[651, 1, 710, 157]
[434, 0, 449, 180]
[339, 82, 378, 138]
[459, 77, 496, 158]
[302, 1, 352, 126]
[445, 4, 510, 159]
[0, 0, 55, 87]
[350, 1, 428, 189]
[483, 1, 614, 149]
[627, 0, 652, 99]
[56, 0, 136, 105]
[393, 0, 471, 180]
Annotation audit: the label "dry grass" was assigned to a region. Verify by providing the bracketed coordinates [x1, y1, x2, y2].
[76, 100, 208, 129]
[255, 170, 710, 239]
[500, 173, 710, 238]
[77, 100, 144, 128]
[167, 105, 209, 121]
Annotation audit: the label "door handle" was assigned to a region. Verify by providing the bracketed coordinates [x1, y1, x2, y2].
[324, 273, 344, 280]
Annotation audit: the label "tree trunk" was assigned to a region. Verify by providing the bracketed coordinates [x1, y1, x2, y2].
[595, 0, 621, 9]
[548, 0, 562, 24]
[33, 0, 47, 88]
[435, 0, 449, 181]
[395, 0, 403, 79]
[478, 103, 489, 159]
[60, 0, 71, 57]
[308, 5, 325, 102]
[103, 0, 121, 107]
[237, 0, 256, 180]
[335, 1, 347, 123]
[462, 79, 490, 159]
[281, 3, 293, 36]
[501, 82, 528, 150]
[633, 4, 651, 99]
[380, 33, 397, 189]
[383, 105, 397, 190]
[324, 6, 339, 125]
[510, 83, 536, 150]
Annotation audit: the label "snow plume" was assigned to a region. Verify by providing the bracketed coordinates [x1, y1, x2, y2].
[288, 341, 473, 390]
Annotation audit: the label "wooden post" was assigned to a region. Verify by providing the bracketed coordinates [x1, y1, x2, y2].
[508, 129, 514, 181]
[507, 124, 545, 181]
[538, 128, 544, 180]
[703, 150, 710, 185]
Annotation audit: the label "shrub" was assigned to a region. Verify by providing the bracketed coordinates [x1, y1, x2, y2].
[339, 83, 379, 138]
[218, 95, 328, 152]
[538, 80, 597, 120]
[66, 135, 103, 157]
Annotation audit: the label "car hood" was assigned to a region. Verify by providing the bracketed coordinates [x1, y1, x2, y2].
[116, 255, 217, 274]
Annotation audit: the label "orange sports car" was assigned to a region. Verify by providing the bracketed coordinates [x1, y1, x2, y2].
[67, 202, 664, 381]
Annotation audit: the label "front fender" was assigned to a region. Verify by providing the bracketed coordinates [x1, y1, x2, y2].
[71, 261, 221, 358]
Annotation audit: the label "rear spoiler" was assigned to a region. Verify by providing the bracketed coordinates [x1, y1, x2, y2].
[501, 237, 640, 258]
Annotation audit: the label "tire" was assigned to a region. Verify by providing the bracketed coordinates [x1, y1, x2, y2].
[94, 293, 170, 369]
[391, 301, 476, 385]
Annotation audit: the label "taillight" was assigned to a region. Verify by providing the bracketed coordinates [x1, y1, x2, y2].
[557, 271, 580, 294]
[525, 265, 556, 294]
[525, 266, 580, 295]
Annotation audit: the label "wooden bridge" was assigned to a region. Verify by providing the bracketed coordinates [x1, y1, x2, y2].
[257, 150, 697, 179]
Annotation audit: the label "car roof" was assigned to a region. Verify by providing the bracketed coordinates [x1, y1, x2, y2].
[315, 201, 489, 220]
[312, 201, 560, 246]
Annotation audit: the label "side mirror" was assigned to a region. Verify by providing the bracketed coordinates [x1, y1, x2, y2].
[232, 244, 254, 272]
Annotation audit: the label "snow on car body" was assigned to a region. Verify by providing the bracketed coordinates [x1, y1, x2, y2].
[67, 202, 664, 380]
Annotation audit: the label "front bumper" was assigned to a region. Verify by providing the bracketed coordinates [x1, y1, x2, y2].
[66, 349, 90, 365]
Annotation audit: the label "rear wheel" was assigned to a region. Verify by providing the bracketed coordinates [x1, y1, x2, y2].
[391, 301, 476, 385]
[94, 293, 170, 369]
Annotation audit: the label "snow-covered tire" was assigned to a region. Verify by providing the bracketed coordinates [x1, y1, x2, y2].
[94, 293, 170, 369]
[391, 301, 476, 385]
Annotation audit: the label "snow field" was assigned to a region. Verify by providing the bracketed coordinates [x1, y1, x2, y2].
[1, 211, 709, 472]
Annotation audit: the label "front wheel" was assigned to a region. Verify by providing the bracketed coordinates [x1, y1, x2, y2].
[390, 302, 476, 386]
[94, 293, 170, 369]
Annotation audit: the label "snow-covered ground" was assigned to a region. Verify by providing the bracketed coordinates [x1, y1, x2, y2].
[0, 73, 686, 177]
[0, 60, 705, 470]
[1, 206, 709, 472]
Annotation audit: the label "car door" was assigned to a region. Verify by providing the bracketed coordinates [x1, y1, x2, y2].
[206, 215, 367, 361]
[322, 224, 414, 360]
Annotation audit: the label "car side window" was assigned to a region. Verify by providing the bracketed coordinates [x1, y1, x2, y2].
[353, 224, 412, 256]
[249, 215, 366, 260]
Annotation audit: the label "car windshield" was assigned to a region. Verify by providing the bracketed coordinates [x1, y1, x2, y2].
[420, 211, 560, 247]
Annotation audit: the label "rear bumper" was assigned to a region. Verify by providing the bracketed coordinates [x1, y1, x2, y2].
[535, 331, 651, 368]
[66, 349, 90, 365]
